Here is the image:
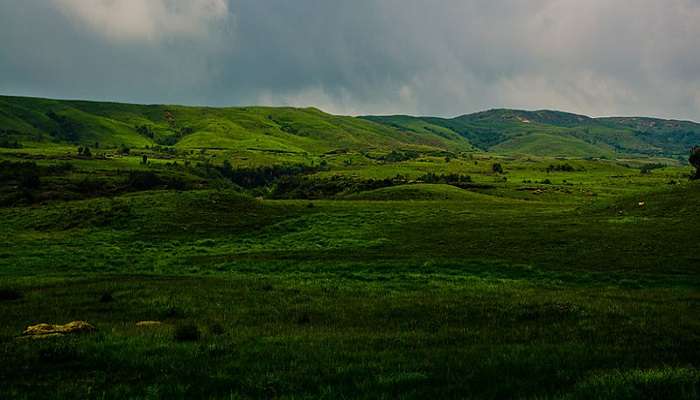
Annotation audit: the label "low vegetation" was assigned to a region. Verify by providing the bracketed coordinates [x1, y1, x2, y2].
[0, 96, 698, 399]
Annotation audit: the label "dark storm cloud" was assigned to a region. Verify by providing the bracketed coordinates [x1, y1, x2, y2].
[1, 0, 699, 119]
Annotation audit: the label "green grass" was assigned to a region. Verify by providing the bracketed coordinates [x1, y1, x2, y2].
[1, 96, 699, 398]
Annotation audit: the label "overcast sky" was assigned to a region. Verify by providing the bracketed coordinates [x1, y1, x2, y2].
[1, 0, 699, 120]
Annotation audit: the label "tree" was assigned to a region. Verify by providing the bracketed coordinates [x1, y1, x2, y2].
[141, 155, 148, 165]
[492, 163, 504, 174]
[690, 146, 700, 180]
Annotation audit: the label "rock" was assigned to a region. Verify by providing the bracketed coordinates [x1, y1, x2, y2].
[22, 321, 96, 338]
[136, 320, 163, 327]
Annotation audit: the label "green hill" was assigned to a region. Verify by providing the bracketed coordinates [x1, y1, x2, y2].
[364, 109, 700, 157]
[346, 183, 515, 201]
[2, 95, 699, 158]
[0, 95, 473, 153]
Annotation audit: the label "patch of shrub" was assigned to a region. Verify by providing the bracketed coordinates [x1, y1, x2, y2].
[377, 150, 420, 162]
[417, 172, 472, 185]
[0, 288, 22, 301]
[0, 161, 40, 189]
[163, 305, 184, 319]
[174, 323, 201, 342]
[217, 163, 323, 188]
[297, 313, 312, 325]
[127, 171, 162, 190]
[546, 163, 576, 173]
[208, 322, 225, 336]
[639, 163, 666, 174]
[0, 138, 22, 148]
[99, 292, 114, 303]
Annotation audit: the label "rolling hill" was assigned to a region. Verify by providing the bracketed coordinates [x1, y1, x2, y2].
[2, 95, 699, 158]
[364, 109, 700, 157]
[0, 95, 473, 153]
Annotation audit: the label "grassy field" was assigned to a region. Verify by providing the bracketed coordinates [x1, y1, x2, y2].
[1, 97, 699, 399]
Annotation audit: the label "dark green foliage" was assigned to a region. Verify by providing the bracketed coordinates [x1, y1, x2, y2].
[546, 163, 576, 172]
[0, 288, 22, 301]
[135, 124, 155, 138]
[0, 138, 22, 148]
[174, 323, 201, 342]
[46, 110, 80, 142]
[219, 163, 322, 188]
[208, 322, 225, 336]
[690, 146, 700, 179]
[377, 150, 420, 162]
[640, 163, 666, 174]
[127, 171, 162, 190]
[417, 172, 472, 186]
[492, 162, 504, 174]
[0, 160, 40, 190]
[271, 175, 404, 199]
[99, 292, 114, 303]
[77, 146, 92, 157]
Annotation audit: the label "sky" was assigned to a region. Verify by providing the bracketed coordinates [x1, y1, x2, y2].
[1, 0, 699, 120]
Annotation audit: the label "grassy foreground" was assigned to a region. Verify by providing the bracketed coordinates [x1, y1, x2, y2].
[1, 184, 699, 398]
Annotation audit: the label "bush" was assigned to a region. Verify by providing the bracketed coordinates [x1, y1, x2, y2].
[174, 323, 200, 342]
[546, 163, 575, 173]
[127, 171, 162, 190]
[208, 322, 225, 336]
[99, 292, 114, 303]
[690, 146, 700, 180]
[0, 288, 22, 301]
[492, 163, 504, 174]
[0, 161, 40, 189]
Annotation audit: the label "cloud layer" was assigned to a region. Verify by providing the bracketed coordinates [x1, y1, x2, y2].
[1, 0, 699, 120]
[51, 0, 229, 42]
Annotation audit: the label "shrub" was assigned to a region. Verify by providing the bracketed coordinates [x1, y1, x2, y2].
[546, 163, 575, 173]
[208, 322, 225, 336]
[492, 163, 504, 174]
[1, 161, 41, 189]
[127, 171, 162, 190]
[0, 288, 22, 301]
[297, 313, 312, 325]
[690, 146, 700, 180]
[99, 292, 114, 303]
[174, 323, 200, 342]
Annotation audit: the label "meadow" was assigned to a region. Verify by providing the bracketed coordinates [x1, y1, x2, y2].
[1, 97, 699, 399]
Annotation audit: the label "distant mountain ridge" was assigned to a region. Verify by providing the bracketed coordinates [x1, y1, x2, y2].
[363, 109, 700, 157]
[1, 95, 698, 157]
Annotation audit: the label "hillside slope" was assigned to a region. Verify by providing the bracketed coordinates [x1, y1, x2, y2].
[364, 109, 700, 157]
[2, 95, 698, 158]
[0, 96, 473, 153]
